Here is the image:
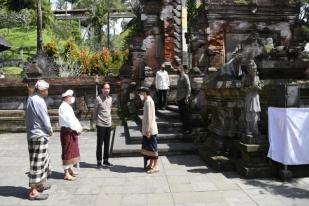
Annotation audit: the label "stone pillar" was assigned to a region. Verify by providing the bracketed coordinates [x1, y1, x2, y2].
[160, 0, 175, 62]
[207, 21, 225, 69]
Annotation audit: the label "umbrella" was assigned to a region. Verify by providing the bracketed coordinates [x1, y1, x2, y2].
[0, 36, 11, 52]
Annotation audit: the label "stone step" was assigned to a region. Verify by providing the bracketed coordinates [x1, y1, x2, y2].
[137, 115, 208, 134]
[155, 110, 204, 127]
[198, 148, 235, 172]
[0, 119, 94, 133]
[0, 109, 59, 117]
[137, 115, 182, 129]
[166, 105, 179, 112]
[0, 108, 119, 118]
[127, 120, 193, 144]
[156, 109, 203, 121]
[110, 126, 196, 157]
[156, 109, 179, 119]
[0, 110, 25, 117]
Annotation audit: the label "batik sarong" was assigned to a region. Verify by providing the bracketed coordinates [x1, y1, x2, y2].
[141, 135, 158, 159]
[60, 127, 80, 166]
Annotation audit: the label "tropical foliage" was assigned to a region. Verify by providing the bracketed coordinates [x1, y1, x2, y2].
[0, 0, 131, 77]
[43, 38, 128, 76]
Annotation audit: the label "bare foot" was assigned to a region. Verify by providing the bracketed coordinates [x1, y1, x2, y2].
[147, 167, 160, 174]
[64, 174, 76, 181]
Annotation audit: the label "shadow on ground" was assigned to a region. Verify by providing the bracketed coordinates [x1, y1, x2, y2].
[244, 179, 309, 199]
[187, 168, 216, 174]
[109, 165, 145, 173]
[49, 171, 64, 180]
[79, 162, 97, 169]
[165, 155, 210, 167]
[0, 186, 28, 199]
[223, 171, 309, 199]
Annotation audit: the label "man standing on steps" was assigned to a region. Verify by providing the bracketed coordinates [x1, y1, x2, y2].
[93, 82, 113, 168]
[25, 80, 53, 201]
[155, 62, 170, 110]
[139, 87, 160, 173]
[176, 64, 192, 134]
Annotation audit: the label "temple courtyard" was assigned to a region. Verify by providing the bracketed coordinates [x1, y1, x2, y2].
[0, 132, 308, 206]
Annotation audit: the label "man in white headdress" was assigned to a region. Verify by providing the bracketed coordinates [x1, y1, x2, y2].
[58, 89, 82, 181]
[25, 80, 53, 201]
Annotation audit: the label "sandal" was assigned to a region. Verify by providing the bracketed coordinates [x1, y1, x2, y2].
[69, 170, 79, 177]
[29, 193, 49, 201]
[146, 168, 160, 174]
[144, 165, 153, 171]
[37, 183, 51, 192]
[64, 175, 76, 181]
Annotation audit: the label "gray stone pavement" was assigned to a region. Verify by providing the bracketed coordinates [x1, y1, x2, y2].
[1, 132, 309, 206]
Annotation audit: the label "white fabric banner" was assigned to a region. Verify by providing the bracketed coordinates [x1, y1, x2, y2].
[268, 107, 309, 165]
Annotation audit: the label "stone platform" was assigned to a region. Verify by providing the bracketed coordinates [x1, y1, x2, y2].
[1, 132, 309, 206]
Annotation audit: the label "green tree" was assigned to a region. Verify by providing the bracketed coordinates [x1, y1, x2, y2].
[74, 0, 125, 49]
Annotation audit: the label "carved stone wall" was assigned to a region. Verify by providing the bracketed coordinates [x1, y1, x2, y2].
[188, 1, 298, 71]
[0, 77, 127, 132]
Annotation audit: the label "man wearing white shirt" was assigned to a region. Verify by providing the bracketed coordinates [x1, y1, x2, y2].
[59, 89, 82, 181]
[155, 63, 170, 110]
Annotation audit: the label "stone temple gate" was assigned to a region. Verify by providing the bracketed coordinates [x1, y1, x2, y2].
[0, 0, 309, 180]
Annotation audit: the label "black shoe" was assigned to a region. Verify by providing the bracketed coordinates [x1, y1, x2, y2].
[184, 130, 192, 135]
[97, 162, 102, 169]
[103, 161, 113, 167]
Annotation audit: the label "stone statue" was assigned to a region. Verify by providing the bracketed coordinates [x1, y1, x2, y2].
[219, 54, 243, 79]
[242, 59, 262, 138]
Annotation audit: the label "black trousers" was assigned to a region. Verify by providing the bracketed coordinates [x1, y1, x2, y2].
[96, 126, 111, 163]
[177, 98, 192, 131]
[158, 90, 168, 109]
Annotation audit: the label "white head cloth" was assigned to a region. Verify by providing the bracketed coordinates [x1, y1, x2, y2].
[35, 80, 49, 90]
[62, 89, 74, 98]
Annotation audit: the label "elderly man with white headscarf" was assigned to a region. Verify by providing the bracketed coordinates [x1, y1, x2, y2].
[58, 89, 82, 181]
[25, 80, 53, 201]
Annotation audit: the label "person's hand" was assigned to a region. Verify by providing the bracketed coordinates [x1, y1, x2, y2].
[48, 129, 53, 137]
[185, 96, 190, 104]
[145, 131, 151, 138]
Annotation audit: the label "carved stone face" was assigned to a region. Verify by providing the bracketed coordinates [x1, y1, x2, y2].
[248, 60, 257, 76]
[163, 0, 171, 5]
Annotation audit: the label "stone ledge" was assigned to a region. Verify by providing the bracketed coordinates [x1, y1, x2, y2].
[238, 142, 267, 152]
[198, 148, 234, 172]
[236, 162, 275, 179]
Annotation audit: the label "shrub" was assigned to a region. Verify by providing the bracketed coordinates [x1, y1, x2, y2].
[43, 38, 59, 57]
[56, 57, 81, 77]
[63, 39, 79, 61]
[79, 49, 92, 75]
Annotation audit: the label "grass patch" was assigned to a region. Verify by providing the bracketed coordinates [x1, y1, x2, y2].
[0, 27, 52, 60]
[2, 66, 23, 75]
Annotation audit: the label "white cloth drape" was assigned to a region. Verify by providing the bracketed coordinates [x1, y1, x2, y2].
[59, 102, 82, 133]
[267, 107, 309, 165]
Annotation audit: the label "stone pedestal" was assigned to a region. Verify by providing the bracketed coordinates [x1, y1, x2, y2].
[278, 169, 293, 182]
[237, 139, 275, 178]
[198, 134, 235, 172]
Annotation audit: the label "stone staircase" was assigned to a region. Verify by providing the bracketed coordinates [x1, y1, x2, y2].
[110, 105, 207, 157]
